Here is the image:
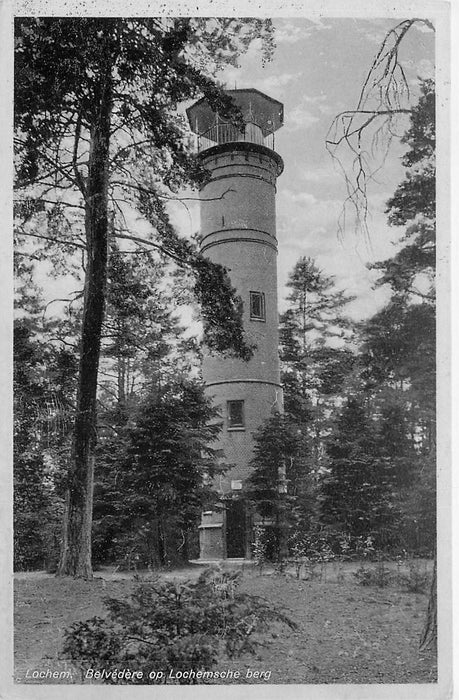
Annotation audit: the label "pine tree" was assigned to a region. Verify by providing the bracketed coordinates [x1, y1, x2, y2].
[358, 81, 436, 554]
[99, 249, 192, 414]
[13, 318, 77, 570]
[360, 81, 436, 454]
[320, 397, 399, 548]
[279, 256, 356, 471]
[246, 413, 313, 560]
[93, 381, 222, 567]
[369, 79, 435, 300]
[356, 78, 437, 648]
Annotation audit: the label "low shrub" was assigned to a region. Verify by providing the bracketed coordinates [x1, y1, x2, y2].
[353, 561, 392, 588]
[398, 562, 429, 593]
[251, 524, 268, 574]
[63, 566, 297, 684]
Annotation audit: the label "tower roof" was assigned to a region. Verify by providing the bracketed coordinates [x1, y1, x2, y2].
[187, 88, 284, 137]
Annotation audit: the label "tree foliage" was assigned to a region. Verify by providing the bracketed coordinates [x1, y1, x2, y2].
[279, 256, 356, 471]
[93, 381, 223, 567]
[370, 79, 435, 299]
[360, 299, 435, 414]
[320, 397, 400, 548]
[246, 413, 314, 559]
[100, 249, 193, 411]
[359, 80, 436, 484]
[13, 317, 77, 569]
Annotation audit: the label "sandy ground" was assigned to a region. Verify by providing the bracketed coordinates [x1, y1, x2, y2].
[14, 558, 436, 686]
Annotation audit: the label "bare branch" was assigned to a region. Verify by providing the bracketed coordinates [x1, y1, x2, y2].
[326, 18, 434, 239]
[42, 288, 84, 320]
[15, 197, 85, 211]
[113, 232, 185, 265]
[15, 230, 86, 250]
[110, 179, 235, 203]
[14, 138, 83, 192]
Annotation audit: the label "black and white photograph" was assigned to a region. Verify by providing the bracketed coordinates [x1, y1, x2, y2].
[4, 0, 453, 697]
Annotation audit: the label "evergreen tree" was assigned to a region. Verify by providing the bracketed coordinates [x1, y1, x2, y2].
[377, 403, 416, 488]
[92, 381, 222, 567]
[99, 249, 193, 416]
[246, 413, 313, 560]
[283, 257, 354, 347]
[13, 318, 77, 569]
[355, 78, 436, 648]
[358, 80, 436, 554]
[373, 402, 437, 553]
[360, 80, 436, 457]
[320, 397, 399, 548]
[279, 256, 356, 471]
[369, 79, 435, 300]
[360, 300, 435, 435]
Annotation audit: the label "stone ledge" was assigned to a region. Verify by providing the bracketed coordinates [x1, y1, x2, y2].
[189, 558, 255, 566]
[198, 523, 223, 529]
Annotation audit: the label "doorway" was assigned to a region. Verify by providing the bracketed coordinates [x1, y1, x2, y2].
[225, 499, 246, 558]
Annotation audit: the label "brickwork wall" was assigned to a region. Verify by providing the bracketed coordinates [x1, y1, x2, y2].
[199, 144, 283, 496]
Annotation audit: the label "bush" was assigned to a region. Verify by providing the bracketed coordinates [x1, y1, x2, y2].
[14, 512, 46, 571]
[251, 524, 268, 573]
[63, 566, 296, 684]
[287, 528, 382, 564]
[14, 500, 63, 572]
[398, 561, 429, 593]
[353, 561, 392, 588]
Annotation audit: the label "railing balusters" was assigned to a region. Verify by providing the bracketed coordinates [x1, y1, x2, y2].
[196, 120, 275, 153]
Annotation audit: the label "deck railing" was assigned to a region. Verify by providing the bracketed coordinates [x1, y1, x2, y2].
[196, 120, 275, 152]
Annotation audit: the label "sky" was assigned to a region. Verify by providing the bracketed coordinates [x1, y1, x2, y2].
[168, 17, 435, 321]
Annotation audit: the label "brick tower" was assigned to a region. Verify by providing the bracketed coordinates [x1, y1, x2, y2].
[187, 89, 284, 560]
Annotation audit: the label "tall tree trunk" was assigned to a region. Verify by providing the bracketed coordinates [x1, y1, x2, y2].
[157, 518, 166, 566]
[419, 553, 437, 651]
[117, 344, 126, 408]
[57, 55, 112, 578]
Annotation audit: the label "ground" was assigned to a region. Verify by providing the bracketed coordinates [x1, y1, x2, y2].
[14, 559, 436, 686]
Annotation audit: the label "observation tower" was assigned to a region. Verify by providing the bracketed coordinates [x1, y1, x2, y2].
[187, 89, 284, 560]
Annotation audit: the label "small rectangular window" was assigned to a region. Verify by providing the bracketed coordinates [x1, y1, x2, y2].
[227, 400, 245, 429]
[250, 291, 265, 321]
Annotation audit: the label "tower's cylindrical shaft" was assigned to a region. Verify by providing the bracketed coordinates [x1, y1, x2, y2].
[199, 142, 284, 494]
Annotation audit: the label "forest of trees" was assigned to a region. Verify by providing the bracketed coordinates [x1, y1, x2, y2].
[13, 19, 436, 588]
[14, 74, 436, 572]
[249, 78, 436, 561]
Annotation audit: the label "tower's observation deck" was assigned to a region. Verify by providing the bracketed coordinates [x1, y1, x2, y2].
[188, 88, 283, 153]
[187, 89, 284, 559]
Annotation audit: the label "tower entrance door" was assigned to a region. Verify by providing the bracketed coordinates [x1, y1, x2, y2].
[225, 500, 246, 558]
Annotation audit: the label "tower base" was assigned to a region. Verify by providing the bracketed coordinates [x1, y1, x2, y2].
[197, 499, 252, 561]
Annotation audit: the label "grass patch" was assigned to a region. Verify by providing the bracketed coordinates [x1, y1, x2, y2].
[14, 560, 436, 685]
